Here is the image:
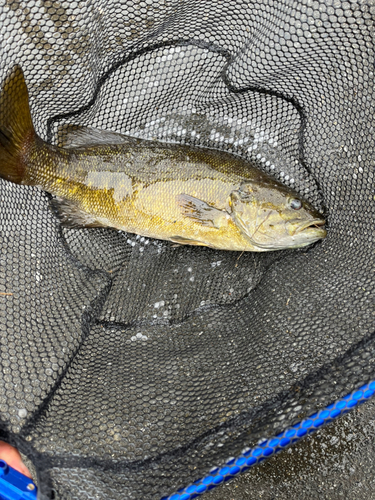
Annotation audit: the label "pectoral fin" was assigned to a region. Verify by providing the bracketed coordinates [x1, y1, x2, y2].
[177, 194, 230, 229]
[57, 125, 134, 148]
[50, 197, 108, 228]
[169, 235, 207, 246]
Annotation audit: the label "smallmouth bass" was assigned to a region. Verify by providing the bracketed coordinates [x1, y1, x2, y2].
[0, 66, 326, 251]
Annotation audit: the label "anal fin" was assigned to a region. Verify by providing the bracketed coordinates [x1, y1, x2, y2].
[50, 197, 108, 228]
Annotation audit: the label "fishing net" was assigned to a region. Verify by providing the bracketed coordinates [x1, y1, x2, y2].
[0, 0, 374, 498]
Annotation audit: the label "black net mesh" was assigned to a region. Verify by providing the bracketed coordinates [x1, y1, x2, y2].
[0, 0, 374, 498]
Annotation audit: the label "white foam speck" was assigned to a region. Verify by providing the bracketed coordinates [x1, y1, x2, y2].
[131, 333, 148, 341]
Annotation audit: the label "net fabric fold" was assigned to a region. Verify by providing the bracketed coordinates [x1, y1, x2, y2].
[0, 0, 374, 498]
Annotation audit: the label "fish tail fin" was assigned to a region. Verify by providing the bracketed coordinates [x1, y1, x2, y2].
[0, 65, 36, 184]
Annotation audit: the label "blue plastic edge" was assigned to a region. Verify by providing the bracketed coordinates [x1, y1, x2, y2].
[161, 380, 375, 500]
[0, 459, 37, 500]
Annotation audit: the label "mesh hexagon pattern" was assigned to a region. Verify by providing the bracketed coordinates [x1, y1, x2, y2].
[0, 1, 374, 499]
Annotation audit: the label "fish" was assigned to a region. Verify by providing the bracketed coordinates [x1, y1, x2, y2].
[0, 65, 326, 252]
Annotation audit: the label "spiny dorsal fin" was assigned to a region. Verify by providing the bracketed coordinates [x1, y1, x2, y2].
[57, 125, 135, 149]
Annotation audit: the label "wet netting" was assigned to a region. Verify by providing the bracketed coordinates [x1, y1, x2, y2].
[0, 0, 374, 498]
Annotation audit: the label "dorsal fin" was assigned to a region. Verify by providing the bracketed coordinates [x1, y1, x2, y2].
[57, 125, 134, 149]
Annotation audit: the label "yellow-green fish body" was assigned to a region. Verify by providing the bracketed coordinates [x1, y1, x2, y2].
[0, 66, 326, 252]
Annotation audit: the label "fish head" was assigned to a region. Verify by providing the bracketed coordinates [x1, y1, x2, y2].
[229, 180, 326, 250]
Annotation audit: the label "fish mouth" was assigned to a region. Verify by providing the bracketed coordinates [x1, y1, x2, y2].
[291, 219, 326, 237]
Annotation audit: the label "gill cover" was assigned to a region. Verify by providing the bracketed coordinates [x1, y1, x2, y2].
[230, 181, 325, 250]
[230, 182, 278, 250]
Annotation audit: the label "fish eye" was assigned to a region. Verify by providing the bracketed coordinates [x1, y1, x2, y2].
[290, 198, 302, 210]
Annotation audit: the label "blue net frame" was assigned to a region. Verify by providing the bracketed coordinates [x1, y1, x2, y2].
[163, 380, 375, 500]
